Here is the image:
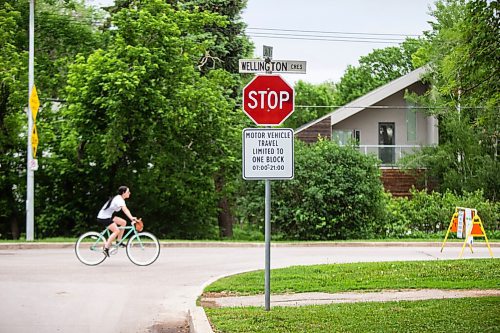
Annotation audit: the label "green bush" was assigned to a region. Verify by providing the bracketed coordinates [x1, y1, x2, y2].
[236, 139, 498, 241]
[380, 189, 499, 239]
[237, 139, 386, 240]
[231, 223, 264, 241]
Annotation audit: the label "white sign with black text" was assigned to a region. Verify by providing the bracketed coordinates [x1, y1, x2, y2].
[239, 59, 307, 74]
[243, 128, 294, 180]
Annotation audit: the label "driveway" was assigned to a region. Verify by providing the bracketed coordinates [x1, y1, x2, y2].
[0, 243, 495, 332]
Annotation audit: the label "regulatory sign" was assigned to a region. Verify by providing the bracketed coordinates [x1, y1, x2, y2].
[29, 159, 39, 171]
[239, 59, 307, 74]
[242, 74, 294, 126]
[243, 128, 294, 180]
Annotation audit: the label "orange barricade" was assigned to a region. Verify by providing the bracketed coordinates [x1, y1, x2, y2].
[441, 207, 493, 258]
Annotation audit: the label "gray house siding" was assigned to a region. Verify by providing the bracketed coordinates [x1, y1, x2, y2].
[295, 67, 438, 149]
[294, 67, 438, 196]
[332, 82, 433, 147]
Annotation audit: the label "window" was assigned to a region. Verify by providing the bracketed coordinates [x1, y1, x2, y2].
[332, 130, 357, 146]
[379, 123, 395, 164]
[353, 130, 360, 145]
[406, 107, 417, 142]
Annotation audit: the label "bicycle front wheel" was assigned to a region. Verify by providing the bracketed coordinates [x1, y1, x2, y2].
[126, 232, 160, 266]
[75, 231, 107, 266]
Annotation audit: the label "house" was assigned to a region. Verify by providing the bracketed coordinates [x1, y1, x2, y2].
[295, 66, 438, 196]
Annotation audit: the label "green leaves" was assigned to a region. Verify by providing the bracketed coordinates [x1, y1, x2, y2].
[403, 0, 499, 201]
[334, 38, 423, 106]
[287, 39, 424, 130]
[379, 189, 499, 238]
[237, 140, 385, 240]
[58, 1, 245, 238]
[283, 80, 336, 130]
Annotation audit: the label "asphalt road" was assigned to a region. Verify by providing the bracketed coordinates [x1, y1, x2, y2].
[0, 244, 496, 333]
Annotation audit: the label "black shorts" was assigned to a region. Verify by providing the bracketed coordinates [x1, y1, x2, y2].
[97, 218, 114, 226]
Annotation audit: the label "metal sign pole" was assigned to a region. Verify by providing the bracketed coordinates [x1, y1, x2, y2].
[264, 178, 271, 311]
[264, 47, 273, 311]
[26, 0, 35, 241]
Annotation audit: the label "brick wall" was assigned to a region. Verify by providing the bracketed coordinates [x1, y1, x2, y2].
[296, 118, 331, 143]
[381, 169, 432, 197]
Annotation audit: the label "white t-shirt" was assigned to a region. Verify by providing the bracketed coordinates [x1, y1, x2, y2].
[97, 195, 126, 219]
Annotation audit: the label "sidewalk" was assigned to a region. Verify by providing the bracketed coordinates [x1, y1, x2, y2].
[192, 288, 500, 333]
[200, 289, 500, 308]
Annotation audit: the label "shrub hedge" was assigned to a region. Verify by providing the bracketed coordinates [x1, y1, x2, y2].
[379, 189, 499, 239]
[237, 139, 385, 240]
[236, 139, 499, 241]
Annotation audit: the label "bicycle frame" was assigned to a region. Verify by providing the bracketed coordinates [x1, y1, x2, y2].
[106, 226, 152, 252]
[102, 226, 138, 247]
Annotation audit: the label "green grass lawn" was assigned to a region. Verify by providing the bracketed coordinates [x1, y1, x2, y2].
[205, 297, 499, 333]
[204, 259, 500, 332]
[204, 259, 500, 295]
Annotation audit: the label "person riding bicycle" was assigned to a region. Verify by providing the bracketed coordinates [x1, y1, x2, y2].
[97, 186, 137, 257]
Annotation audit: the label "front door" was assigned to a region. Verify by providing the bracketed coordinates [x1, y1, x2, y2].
[379, 122, 395, 164]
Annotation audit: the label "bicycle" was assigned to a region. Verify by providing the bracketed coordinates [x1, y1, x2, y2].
[75, 224, 160, 266]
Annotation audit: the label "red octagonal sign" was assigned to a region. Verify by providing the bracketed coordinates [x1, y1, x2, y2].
[242, 74, 294, 126]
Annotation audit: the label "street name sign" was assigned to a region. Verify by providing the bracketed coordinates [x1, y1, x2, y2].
[243, 128, 294, 180]
[239, 59, 307, 74]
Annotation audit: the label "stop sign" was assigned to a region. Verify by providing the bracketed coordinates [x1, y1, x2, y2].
[242, 74, 294, 126]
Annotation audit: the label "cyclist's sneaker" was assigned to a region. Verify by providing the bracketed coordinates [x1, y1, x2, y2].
[116, 242, 126, 248]
[103, 247, 110, 257]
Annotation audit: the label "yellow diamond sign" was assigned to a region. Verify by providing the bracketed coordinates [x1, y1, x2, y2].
[30, 86, 40, 122]
[32, 124, 38, 157]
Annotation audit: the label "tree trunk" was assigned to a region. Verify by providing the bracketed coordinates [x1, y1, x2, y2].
[215, 174, 233, 238]
[218, 196, 233, 238]
[10, 215, 19, 240]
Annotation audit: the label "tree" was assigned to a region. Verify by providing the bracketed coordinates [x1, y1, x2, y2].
[104, 2, 253, 238]
[282, 80, 336, 130]
[334, 38, 423, 106]
[0, 0, 102, 239]
[404, 0, 499, 200]
[59, 0, 242, 238]
[33, 1, 105, 237]
[180, 0, 253, 238]
[287, 39, 424, 131]
[0, 1, 26, 239]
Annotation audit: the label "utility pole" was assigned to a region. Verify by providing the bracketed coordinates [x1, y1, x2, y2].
[26, 0, 35, 241]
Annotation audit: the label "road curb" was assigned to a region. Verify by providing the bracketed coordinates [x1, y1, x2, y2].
[188, 307, 213, 333]
[189, 268, 260, 333]
[0, 241, 498, 250]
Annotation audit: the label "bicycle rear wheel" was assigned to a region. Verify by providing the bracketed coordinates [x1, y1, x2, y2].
[75, 231, 107, 266]
[126, 232, 160, 266]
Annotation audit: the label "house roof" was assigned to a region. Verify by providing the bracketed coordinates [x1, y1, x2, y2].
[295, 66, 429, 134]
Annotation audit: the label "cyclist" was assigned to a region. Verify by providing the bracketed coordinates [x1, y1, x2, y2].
[97, 186, 137, 257]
